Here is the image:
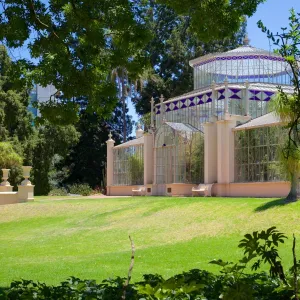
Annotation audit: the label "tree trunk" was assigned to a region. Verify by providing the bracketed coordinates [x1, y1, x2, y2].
[121, 69, 127, 143]
[286, 172, 298, 202]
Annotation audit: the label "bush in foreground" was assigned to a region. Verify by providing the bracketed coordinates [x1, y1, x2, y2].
[48, 187, 68, 196]
[68, 183, 92, 196]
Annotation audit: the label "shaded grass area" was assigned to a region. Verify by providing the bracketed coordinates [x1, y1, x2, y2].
[0, 196, 299, 286]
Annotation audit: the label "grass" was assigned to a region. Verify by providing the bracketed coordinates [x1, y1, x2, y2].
[0, 196, 300, 286]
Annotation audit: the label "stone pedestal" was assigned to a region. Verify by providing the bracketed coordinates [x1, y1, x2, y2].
[21, 166, 32, 186]
[106, 132, 115, 196]
[18, 185, 34, 202]
[0, 185, 13, 192]
[18, 166, 34, 202]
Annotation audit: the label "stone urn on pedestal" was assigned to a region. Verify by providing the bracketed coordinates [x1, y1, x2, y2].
[18, 166, 34, 202]
[21, 166, 32, 186]
[1, 169, 10, 186]
[0, 169, 13, 192]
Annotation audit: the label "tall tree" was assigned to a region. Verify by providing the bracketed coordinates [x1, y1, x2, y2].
[58, 101, 133, 189]
[0, 45, 34, 143]
[32, 123, 80, 195]
[0, 0, 264, 121]
[258, 9, 300, 202]
[0, 45, 36, 186]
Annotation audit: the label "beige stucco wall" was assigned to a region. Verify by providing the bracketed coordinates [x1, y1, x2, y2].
[108, 185, 138, 196]
[212, 182, 290, 198]
[0, 192, 18, 205]
[166, 183, 195, 196]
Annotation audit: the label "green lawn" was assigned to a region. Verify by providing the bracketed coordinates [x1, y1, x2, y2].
[0, 196, 299, 287]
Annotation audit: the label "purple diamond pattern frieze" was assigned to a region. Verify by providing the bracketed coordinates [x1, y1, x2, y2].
[180, 99, 187, 109]
[173, 101, 179, 111]
[197, 94, 204, 105]
[217, 89, 225, 100]
[189, 97, 195, 107]
[203, 92, 212, 103]
[229, 88, 241, 100]
[165, 103, 171, 112]
[262, 91, 274, 101]
[156, 105, 161, 115]
[249, 90, 261, 101]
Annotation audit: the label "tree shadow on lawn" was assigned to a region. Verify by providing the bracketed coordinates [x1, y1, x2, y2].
[254, 198, 289, 212]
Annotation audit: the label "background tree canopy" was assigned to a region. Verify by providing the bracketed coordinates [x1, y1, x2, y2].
[0, 0, 264, 120]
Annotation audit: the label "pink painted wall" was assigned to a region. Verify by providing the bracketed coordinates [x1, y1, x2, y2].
[108, 181, 290, 198]
[212, 182, 290, 198]
[166, 183, 195, 196]
[108, 186, 138, 196]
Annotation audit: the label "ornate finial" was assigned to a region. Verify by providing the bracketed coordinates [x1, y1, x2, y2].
[150, 96, 154, 103]
[137, 123, 142, 130]
[245, 80, 249, 88]
[243, 35, 250, 46]
[159, 94, 164, 103]
[108, 131, 112, 140]
[211, 80, 216, 88]
[224, 76, 229, 84]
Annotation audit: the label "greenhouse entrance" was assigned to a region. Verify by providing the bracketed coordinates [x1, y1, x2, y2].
[154, 122, 204, 195]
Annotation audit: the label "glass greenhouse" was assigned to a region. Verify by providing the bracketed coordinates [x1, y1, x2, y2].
[107, 40, 293, 197]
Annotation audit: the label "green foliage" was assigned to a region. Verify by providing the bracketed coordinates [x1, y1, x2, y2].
[0, 0, 151, 121]
[159, 0, 265, 41]
[128, 154, 144, 186]
[48, 187, 68, 197]
[0, 142, 22, 168]
[59, 101, 133, 190]
[139, 112, 151, 132]
[238, 227, 287, 280]
[258, 9, 300, 202]
[0, 46, 34, 141]
[68, 183, 92, 196]
[36, 101, 80, 126]
[32, 123, 80, 195]
[0, 1, 264, 121]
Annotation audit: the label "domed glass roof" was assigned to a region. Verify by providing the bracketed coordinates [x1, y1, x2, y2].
[190, 42, 291, 89]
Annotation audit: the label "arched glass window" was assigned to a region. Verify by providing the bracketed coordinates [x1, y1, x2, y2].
[155, 123, 204, 184]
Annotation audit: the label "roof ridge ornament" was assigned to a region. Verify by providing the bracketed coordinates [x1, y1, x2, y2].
[159, 94, 165, 103]
[243, 35, 250, 46]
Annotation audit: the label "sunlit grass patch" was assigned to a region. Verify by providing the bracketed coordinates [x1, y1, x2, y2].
[0, 196, 299, 286]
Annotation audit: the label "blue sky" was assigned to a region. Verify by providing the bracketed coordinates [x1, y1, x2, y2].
[247, 0, 300, 50]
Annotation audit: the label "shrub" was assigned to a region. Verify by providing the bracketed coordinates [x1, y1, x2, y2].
[48, 188, 68, 196]
[68, 183, 92, 196]
[0, 142, 23, 168]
